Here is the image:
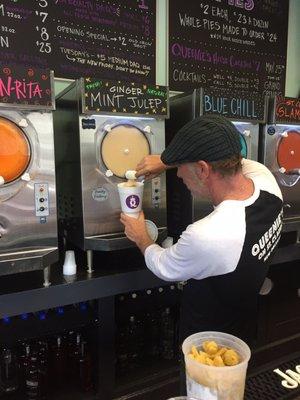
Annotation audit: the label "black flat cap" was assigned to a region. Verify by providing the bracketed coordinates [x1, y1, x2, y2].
[161, 114, 242, 165]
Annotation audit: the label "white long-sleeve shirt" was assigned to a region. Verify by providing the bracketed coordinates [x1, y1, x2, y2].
[145, 159, 283, 282]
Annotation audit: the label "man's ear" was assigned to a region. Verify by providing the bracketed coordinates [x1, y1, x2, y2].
[195, 160, 210, 179]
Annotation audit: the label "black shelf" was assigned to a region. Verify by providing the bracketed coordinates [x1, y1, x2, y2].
[0, 388, 97, 400]
[0, 264, 165, 319]
[0, 237, 299, 319]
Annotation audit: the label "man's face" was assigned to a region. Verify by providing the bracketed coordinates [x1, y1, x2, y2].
[177, 163, 210, 199]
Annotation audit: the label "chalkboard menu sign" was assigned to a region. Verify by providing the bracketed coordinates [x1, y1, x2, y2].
[200, 88, 266, 122]
[82, 78, 168, 117]
[1, 0, 155, 83]
[169, 0, 289, 96]
[0, 64, 54, 109]
[275, 97, 300, 124]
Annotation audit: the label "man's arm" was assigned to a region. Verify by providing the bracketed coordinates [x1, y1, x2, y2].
[144, 219, 242, 282]
[135, 155, 175, 180]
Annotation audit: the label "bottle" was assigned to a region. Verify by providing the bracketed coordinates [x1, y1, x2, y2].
[160, 308, 175, 360]
[25, 353, 40, 399]
[68, 333, 81, 382]
[127, 316, 142, 370]
[78, 342, 93, 392]
[49, 336, 66, 390]
[116, 323, 129, 375]
[37, 341, 49, 399]
[146, 311, 160, 358]
[18, 343, 31, 393]
[64, 331, 75, 380]
[144, 289, 153, 317]
[0, 348, 19, 394]
[65, 330, 75, 354]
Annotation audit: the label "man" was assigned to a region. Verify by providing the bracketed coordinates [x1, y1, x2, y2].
[120, 115, 283, 346]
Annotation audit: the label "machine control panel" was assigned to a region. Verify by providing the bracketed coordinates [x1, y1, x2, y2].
[152, 177, 161, 207]
[34, 183, 50, 217]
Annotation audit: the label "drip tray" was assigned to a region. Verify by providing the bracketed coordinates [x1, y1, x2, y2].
[0, 247, 58, 275]
[245, 354, 300, 400]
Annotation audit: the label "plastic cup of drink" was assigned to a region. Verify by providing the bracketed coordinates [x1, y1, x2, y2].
[117, 181, 144, 218]
[182, 331, 251, 400]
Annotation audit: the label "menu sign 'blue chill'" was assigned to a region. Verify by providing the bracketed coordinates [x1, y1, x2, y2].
[169, 0, 289, 96]
[0, 0, 156, 83]
[201, 88, 266, 121]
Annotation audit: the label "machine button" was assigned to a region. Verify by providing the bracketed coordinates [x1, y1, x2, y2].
[154, 189, 159, 193]
[155, 196, 159, 201]
[39, 207, 45, 212]
[39, 198, 45, 202]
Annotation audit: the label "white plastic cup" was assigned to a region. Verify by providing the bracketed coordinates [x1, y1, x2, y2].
[117, 181, 144, 218]
[182, 331, 251, 400]
[63, 250, 77, 276]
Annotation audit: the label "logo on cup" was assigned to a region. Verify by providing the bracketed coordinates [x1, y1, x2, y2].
[126, 195, 140, 209]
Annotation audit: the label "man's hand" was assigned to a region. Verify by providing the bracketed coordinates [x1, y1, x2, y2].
[120, 211, 154, 254]
[136, 155, 169, 180]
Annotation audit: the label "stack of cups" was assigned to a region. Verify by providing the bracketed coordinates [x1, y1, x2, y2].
[63, 250, 77, 282]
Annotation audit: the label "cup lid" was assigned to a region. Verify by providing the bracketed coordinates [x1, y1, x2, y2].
[145, 219, 158, 242]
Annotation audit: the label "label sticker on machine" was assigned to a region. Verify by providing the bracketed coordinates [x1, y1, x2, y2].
[82, 119, 96, 130]
[92, 187, 108, 202]
[34, 183, 50, 217]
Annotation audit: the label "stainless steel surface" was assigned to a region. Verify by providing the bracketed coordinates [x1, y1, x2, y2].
[84, 227, 168, 251]
[54, 81, 167, 251]
[0, 247, 58, 276]
[263, 124, 300, 230]
[0, 109, 58, 275]
[80, 115, 166, 237]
